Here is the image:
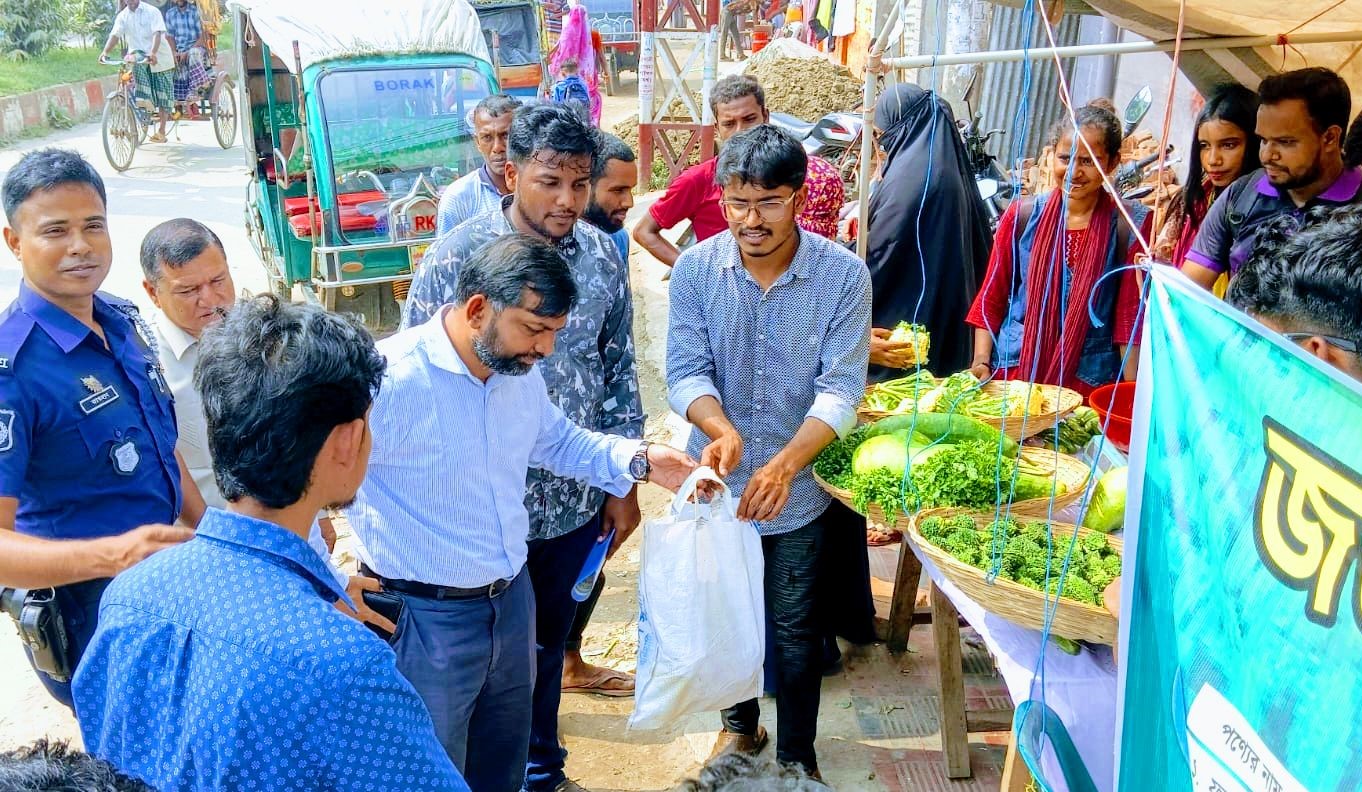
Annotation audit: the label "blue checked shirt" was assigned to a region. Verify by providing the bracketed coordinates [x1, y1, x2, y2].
[73, 508, 468, 792]
[435, 166, 506, 236]
[403, 199, 645, 541]
[162, 2, 201, 52]
[667, 229, 871, 535]
[344, 310, 643, 586]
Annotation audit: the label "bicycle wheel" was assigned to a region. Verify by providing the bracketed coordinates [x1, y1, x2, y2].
[101, 94, 137, 172]
[211, 77, 238, 149]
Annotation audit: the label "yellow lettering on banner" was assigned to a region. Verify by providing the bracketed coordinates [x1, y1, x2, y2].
[1255, 418, 1362, 629]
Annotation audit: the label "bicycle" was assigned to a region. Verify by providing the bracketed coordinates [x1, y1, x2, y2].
[99, 51, 239, 173]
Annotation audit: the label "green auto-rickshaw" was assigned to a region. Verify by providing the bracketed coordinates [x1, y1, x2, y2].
[229, 0, 501, 331]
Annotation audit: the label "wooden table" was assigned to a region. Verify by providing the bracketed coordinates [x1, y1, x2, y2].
[881, 539, 1034, 791]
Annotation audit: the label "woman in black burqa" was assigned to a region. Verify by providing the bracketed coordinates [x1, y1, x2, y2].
[866, 82, 992, 380]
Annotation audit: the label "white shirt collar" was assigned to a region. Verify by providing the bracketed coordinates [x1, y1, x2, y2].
[154, 312, 199, 361]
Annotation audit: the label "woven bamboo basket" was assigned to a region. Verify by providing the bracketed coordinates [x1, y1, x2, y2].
[858, 381, 1084, 441]
[905, 508, 1122, 644]
[812, 448, 1091, 527]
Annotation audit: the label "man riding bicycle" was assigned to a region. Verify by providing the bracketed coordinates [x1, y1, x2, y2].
[99, 0, 174, 143]
[163, 0, 213, 120]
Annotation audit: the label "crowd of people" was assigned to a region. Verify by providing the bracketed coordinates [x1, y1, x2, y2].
[1, 47, 1361, 792]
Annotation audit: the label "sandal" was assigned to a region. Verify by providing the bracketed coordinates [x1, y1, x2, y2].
[562, 665, 635, 697]
[867, 525, 903, 546]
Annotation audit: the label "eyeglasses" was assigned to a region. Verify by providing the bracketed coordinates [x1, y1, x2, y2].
[719, 194, 798, 223]
[1282, 332, 1359, 354]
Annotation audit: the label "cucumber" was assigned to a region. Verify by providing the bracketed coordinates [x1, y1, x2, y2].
[1012, 472, 1065, 501]
[865, 412, 1018, 457]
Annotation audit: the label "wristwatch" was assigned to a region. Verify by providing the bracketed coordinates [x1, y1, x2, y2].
[629, 441, 652, 483]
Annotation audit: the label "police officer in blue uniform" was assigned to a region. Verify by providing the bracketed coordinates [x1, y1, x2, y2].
[0, 148, 204, 708]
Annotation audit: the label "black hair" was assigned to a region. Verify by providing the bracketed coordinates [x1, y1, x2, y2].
[507, 103, 599, 166]
[2, 148, 107, 225]
[474, 94, 522, 121]
[194, 296, 385, 509]
[1258, 67, 1351, 136]
[1184, 83, 1261, 218]
[714, 124, 807, 191]
[1228, 204, 1362, 354]
[1047, 103, 1123, 164]
[673, 753, 828, 792]
[710, 74, 765, 113]
[140, 218, 226, 282]
[455, 233, 577, 318]
[0, 739, 153, 792]
[593, 132, 636, 182]
[1345, 112, 1362, 169]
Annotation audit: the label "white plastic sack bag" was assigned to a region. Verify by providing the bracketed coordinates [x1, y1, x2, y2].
[629, 467, 765, 731]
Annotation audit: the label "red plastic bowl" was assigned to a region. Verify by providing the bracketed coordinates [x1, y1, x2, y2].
[1089, 382, 1136, 453]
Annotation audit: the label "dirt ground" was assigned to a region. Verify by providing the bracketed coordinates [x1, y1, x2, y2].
[0, 69, 1015, 792]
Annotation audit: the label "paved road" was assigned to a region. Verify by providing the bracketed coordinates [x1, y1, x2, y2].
[0, 119, 264, 309]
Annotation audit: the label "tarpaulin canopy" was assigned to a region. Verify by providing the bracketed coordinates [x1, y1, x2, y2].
[228, 0, 491, 73]
[1083, 0, 1362, 108]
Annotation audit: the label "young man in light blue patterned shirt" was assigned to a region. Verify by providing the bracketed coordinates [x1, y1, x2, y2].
[666, 124, 872, 778]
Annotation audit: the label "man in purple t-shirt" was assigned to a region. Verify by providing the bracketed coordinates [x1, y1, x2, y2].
[1182, 67, 1361, 291]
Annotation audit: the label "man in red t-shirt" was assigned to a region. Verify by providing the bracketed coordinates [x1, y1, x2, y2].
[634, 74, 845, 266]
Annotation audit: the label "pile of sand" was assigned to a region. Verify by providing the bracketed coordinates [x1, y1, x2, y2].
[743, 55, 862, 122]
[612, 93, 707, 191]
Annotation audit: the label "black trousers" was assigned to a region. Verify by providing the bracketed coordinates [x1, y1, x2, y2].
[720, 512, 828, 772]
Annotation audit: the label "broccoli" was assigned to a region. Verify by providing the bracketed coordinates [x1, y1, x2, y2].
[1079, 531, 1109, 556]
[1015, 576, 1042, 591]
[919, 516, 949, 542]
[941, 527, 985, 566]
[1001, 536, 1045, 579]
[946, 514, 978, 533]
[1020, 520, 1051, 547]
[1101, 553, 1122, 579]
[1048, 575, 1098, 605]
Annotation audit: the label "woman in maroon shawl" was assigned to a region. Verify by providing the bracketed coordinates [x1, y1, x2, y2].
[966, 103, 1153, 396]
[1153, 84, 1260, 270]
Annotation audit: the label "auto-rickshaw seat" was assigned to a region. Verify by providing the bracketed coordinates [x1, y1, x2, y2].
[283, 191, 386, 217]
[287, 206, 380, 238]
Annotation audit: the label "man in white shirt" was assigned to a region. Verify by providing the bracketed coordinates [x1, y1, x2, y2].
[139, 219, 234, 509]
[138, 218, 388, 628]
[344, 232, 702, 792]
[100, 0, 173, 142]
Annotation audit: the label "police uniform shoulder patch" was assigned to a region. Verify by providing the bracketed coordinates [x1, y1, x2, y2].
[0, 306, 37, 377]
[100, 292, 160, 360]
[0, 408, 14, 452]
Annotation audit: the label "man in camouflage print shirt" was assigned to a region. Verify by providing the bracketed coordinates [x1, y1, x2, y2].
[402, 104, 643, 792]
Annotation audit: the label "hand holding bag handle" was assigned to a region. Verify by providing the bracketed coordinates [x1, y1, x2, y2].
[668, 466, 738, 521]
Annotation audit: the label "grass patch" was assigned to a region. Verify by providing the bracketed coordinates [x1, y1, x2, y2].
[0, 46, 110, 98]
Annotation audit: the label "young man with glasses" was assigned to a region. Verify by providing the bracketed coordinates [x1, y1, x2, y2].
[1227, 203, 1362, 381]
[665, 125, 871, 778]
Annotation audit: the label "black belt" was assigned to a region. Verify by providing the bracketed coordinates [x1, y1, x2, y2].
[360, 564, 514, 601]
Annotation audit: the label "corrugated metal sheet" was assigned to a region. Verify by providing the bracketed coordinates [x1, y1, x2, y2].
[976, 6, 1083, 174]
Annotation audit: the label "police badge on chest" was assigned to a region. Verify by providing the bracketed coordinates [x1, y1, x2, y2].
[110, 440, 140, 475]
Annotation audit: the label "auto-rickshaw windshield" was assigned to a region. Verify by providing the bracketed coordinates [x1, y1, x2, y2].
[317, 64, 492, 234]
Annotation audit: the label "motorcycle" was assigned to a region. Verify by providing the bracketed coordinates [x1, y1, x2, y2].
[769, 110, 865, 198]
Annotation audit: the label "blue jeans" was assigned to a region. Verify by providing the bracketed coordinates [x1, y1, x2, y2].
[524, 515, 605, 792]
[390, 570, 536, 792]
